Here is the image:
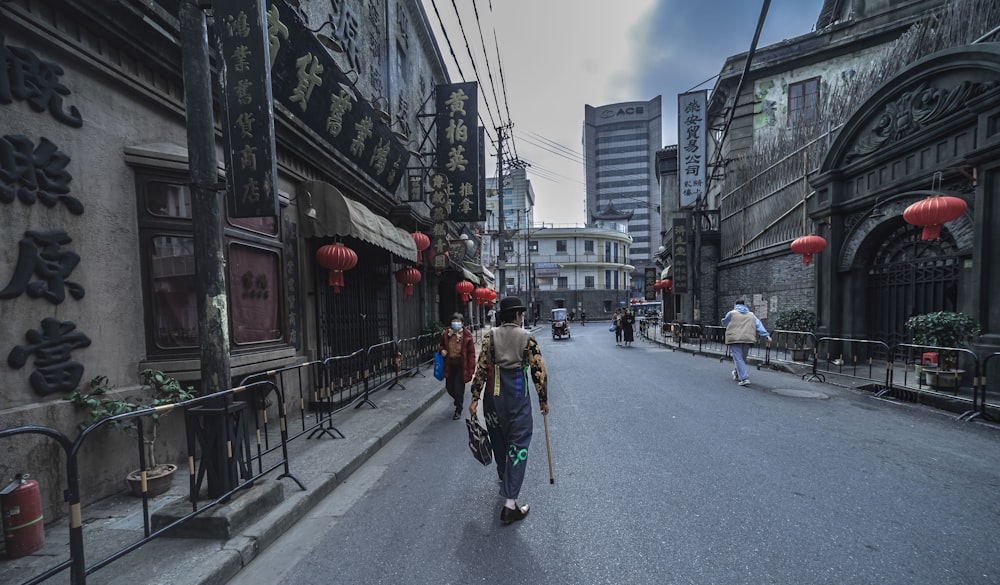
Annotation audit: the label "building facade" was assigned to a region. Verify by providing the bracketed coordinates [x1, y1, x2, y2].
[658, 0, 999, 354]
[0, 0, 474, 519]
[583, 96, 662, 288]
[503, 224, 633, 320]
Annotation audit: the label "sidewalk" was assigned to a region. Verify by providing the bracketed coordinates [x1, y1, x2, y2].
[1, 364, 450, 585]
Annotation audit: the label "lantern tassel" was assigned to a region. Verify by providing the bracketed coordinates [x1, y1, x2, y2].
[328, 270, 344, 293]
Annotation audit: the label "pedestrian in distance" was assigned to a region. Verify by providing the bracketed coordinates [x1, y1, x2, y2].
[622, 309, 636, 347]
[580, 309, 586, 326]
[469, 296, 549, 526]
[613, 308, 624, 345]
[439, 313, 476, 420]
[722, 300, 771, 386]
[487, 307, 496, 328]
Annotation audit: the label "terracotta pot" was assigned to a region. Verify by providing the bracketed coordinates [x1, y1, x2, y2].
[126, 463, 177, 497]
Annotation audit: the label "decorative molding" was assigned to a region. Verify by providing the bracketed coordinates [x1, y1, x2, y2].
[845, 80, 998, 163]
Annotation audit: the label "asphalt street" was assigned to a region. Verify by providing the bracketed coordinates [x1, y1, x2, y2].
[228, 322, 1000, 585]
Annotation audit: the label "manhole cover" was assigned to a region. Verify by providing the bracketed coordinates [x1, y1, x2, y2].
[770, 388, 829, 399]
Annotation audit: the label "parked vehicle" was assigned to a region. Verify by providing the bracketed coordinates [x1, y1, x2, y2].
[551, 308, 570, 339]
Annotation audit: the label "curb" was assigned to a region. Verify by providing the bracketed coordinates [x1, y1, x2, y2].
[179, 384, 447, 585]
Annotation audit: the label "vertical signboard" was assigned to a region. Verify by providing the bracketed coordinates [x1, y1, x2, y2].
[435, 82, 482, 221]
[644, 267, 657, 301]
[678, 91, 707, 209]
[672, 217, 689, 293]
[214, 0, 280, 217]
[427, 172, 451, 270]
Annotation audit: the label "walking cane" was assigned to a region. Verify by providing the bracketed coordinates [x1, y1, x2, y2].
[542, 413, 554, 484]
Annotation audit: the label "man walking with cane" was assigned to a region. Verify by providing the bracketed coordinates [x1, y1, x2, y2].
[469, 296, 549, 525]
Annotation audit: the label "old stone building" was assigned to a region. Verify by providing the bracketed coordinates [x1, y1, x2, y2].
[0, 0, 475, 518]
[660, 0, 999, 354]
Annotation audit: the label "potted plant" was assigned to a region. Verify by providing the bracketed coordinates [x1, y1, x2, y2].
[68, 369, 196, 496]
[904, 311, 981, 390]
[774, 308, 817, 361]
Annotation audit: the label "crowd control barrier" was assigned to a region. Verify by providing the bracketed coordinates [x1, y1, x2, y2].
[1, 332, 439, 584]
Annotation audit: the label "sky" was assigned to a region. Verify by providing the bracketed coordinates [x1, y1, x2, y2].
[421, 0, 826, 224]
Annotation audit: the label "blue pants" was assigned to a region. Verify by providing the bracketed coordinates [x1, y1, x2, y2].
[483, 367, 533, 500]
[730, 343, 750, 381]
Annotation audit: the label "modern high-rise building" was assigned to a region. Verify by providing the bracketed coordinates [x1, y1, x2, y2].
[584, 96, 662, 289]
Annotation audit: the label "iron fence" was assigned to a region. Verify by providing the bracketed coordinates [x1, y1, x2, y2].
[1, 332, 439, 585]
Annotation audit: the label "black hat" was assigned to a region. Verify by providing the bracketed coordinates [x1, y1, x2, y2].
[498, 296, 526, 317]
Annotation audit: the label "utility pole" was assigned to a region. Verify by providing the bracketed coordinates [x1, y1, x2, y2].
[180, 1, 235, 498]
[496, 125, 506, 298]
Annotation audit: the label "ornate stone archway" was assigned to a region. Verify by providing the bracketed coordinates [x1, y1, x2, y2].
[811, 44, 1000, 346]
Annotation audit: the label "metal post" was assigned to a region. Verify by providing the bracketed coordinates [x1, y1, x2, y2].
[496, 126, 506, 297]
[179, 1, 234, 497]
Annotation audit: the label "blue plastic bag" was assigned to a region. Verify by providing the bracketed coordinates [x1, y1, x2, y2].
[433, 352, 445, 381]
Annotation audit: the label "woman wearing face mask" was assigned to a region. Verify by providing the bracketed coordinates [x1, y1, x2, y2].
[439, 312, 476, 419]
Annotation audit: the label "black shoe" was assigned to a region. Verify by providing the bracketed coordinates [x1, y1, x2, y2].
[453, 407, 461, 420]
[500, 502, 529, 525]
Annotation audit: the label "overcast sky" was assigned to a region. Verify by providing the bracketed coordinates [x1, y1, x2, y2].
[421, 0, 826, 224]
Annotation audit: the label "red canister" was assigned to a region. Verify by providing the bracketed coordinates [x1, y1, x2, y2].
[1, 475, 45, 559]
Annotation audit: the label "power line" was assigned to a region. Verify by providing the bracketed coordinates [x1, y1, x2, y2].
[472, 0, 506, 127]
[449, 0, 500, 132]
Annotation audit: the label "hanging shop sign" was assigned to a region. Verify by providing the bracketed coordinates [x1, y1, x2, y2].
[265, 2, 408, 194]
[678, 90, 707, 209]
[213, 0, 280, 217]
[644, 267, 657, 301]
[671, 217, 689, 293]
[435, 82, 483, 221]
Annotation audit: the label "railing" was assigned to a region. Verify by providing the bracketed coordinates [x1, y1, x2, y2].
[0, 333, 440, 585]
[638, 324, 999, 422]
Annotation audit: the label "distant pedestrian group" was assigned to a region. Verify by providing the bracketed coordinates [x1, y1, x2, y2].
[612, 308, 635, 347]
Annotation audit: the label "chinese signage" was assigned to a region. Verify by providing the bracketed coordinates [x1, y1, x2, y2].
[678, 91, 706, 209]
[265, 1, 408, 194]
[671, 217, 689, 294]
[435, 82, 482, 221]
[427, 172, 451, 270]
[1, 32, 92, 396]
[214, 0, 280, 217]
[644, 267, 657, 301]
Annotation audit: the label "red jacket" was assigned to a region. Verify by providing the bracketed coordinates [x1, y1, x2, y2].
[440, 328, 476, 383]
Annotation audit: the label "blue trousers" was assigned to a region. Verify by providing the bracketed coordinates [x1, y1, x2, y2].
[483, 367, 533, 500]
[730, 343, 750, 381]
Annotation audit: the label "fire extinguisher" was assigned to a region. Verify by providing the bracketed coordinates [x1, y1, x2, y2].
[1, 473, 45, 559]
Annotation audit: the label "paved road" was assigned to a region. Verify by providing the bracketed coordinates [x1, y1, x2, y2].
[230, 322, 1000, 585]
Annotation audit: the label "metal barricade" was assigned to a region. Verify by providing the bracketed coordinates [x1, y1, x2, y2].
[360, 340, 406, 408]
[763, 329, 819, 377]
[813, 336, 891, 388]
[890, 343, 982, 420]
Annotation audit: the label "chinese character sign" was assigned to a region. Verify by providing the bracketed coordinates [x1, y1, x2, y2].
[678, 90, 707, 209]
[263, 2, 407, 194]
[672, 217, 689, 294]
[214, 0, 280, 217]
[644, 267, 657, 301]
[435, 82, 482, 221]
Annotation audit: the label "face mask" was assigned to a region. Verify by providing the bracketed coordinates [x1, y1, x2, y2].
[451, 322, 462, 330]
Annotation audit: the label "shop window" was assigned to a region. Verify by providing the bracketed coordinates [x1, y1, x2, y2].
[137, 172, 286, 358]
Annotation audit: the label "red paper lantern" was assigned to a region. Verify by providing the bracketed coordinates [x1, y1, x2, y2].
[472, 287, 491, 305]
[903, 195, 967, 240]
[660, 278, 673, 292]
[789, 235, 827, 265]
[395, 267, 422, 298]
[455, 280, 474, 302]
[411, 232, 430, 261]
[316, 243, 358, 293]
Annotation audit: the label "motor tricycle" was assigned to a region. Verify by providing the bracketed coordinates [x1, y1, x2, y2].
[551, 308, 570, 339]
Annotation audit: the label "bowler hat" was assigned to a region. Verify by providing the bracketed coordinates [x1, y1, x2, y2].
[498, 296, 526, 317]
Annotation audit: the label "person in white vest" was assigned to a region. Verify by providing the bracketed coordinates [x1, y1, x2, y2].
[722, 300, 771, 386]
